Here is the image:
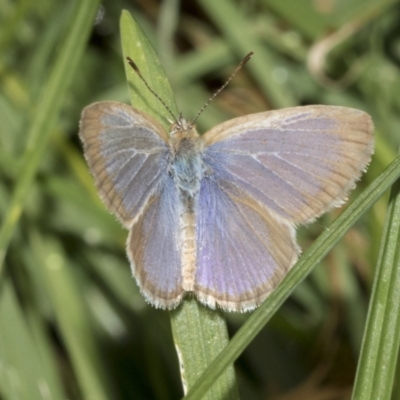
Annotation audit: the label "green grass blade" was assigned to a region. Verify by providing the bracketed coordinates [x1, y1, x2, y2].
[351, 177, 400, 400]
[198, 0, 297, 108]
[183, 156, 400, 400]
[157, 0, 180, 71]
[0, 0, 100, 275]
[120, 12, 239, 398]
[170, 299, 239, 399]
[120, 10, 178, 130]
[0, 280, 66, 400]
[29, 230, 114, 400]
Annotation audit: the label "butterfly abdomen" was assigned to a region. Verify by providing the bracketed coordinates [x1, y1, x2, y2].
[180, 204, 196, 291]
[169, 132, 205, 292]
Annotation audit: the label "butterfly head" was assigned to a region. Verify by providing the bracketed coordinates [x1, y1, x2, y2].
[169, 113, 199, 144]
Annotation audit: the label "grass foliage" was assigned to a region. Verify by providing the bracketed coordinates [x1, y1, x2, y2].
[0, 0, 400, 399]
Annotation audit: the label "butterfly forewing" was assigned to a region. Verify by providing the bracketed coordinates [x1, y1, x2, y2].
[201, 105, 374, 225]
[79, 101, 170, 227]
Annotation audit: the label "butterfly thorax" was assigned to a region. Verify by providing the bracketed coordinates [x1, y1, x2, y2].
[169, 121, 204, 198]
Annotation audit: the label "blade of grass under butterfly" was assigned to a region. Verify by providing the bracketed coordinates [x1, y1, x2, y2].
[170, 300, 240, 399]
[120, 11, 239, 399]
[0, 0, 100, 276]
[120, 10, 178, 130]
[351, 177, 400, 400]
[182, 155, 400, 400]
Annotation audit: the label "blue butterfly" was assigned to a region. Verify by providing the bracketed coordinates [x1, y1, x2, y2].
[79, 60, 373, 312]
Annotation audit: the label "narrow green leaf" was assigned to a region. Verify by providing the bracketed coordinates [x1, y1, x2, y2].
[198, 0, 297, 108]
[120, 10, 178, 130]
[157, 0, 180, 71]
[352, 176, 400, 400]
[0, 280, 66, 400]
[0, 0, 100, 275]
[170, 299, 239, 399]
[29, 230, 114, 400]
[183, 156, 400, 400]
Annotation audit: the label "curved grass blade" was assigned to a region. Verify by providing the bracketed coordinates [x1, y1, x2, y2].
[29, 230, 114, 400]
[0, 0, 101, 276]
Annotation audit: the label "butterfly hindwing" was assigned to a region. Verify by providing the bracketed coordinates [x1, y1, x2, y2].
[79, 101, 170, 227]
[127, 175, 184, 308]
[194, 175, 299, 312]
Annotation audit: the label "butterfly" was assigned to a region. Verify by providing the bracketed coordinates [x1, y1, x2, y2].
[79, 58, 374, 312]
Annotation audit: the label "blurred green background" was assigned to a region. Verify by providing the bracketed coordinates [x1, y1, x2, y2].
[0, 0, 399, 399]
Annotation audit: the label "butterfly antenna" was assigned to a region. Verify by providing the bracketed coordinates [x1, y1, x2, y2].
[126, 57, 179, 124]
[190, 52, 254, 126]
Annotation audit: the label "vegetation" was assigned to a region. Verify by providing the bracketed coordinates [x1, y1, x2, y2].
[0, 0, 400, 399]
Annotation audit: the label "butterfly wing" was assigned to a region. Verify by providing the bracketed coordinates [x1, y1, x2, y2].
[127, 175, 184, 308]
[201, 105, 374, 225]
[80, 102, 183, 307]
[194, 176, 298, 312]
[194, 105, 374, 311]
[79, 101, 170, 227]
